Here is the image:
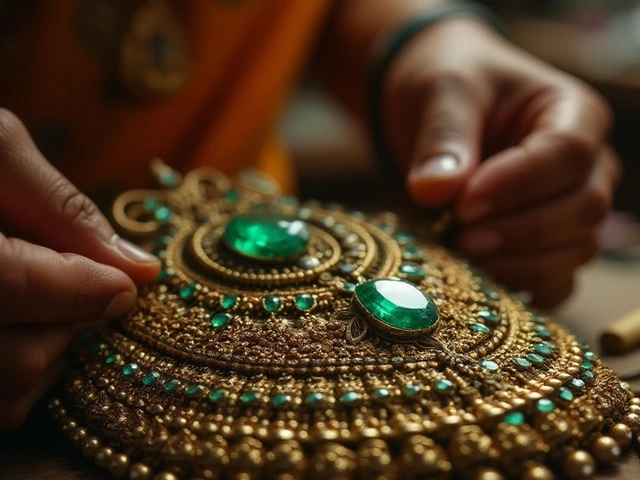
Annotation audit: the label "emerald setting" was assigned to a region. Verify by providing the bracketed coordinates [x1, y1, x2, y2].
[353, 279, 439, 340]
[223, 213, 310, 261]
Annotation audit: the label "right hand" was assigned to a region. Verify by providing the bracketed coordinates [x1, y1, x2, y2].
[0, 109, 160, 430]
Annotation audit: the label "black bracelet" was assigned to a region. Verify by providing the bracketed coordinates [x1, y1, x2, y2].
[367, 2, 503, 177]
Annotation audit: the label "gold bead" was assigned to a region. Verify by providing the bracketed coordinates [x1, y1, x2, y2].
[128, 463, 152, 480]
[69, 427, 88, 447]
[563, 450, 596, 480]
[60, 419, 77, 435]
[266, 440, 306, 477]
[521, 464, 555, 480]
[608, 423, 633, 449]
[95, 446, 113, 468]
[356, 439, 395, 479]
[622, 413, 640, 434]
[108, 453, 130, 479]
[474, 468, 504, 480]
[630, 398, 640, 407]
[81, 436, 102, 459]
[591, 436, 621, 466]
[628, 405, 640, 416]
[153, 473, 178, 480]
[310, 442, 357, 479]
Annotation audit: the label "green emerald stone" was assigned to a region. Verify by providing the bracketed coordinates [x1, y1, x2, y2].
[372, 387, 391, 401]
[558, 387, 574, 402]
[434, 379, 454, 393]
[480, 360, 499, 371]
[543, 341, 557, 350]
[584, 351, 596, 361]
[156, 269, 171, 283]
[305, 392, 325, 405]
[240, 390, 261, 405]
[271, 393, 292, 407]
[526, 353, 545, 365]
[180, 282, 198, 300]
[264, 295, 282, 313]
[295, 294, 314, 311]
[471, 323, 491, 334]
[478, 310, 499, 324]
[400, 262, 425, 279]
[154, 206, 172, 223]
[504, 411, 525, 426]
[354, 279, 438, 332]
[220, 294, 237, 309]
[105, 354, 119, 365]
[514, 357, 531, 368]
[571, 378, 585, 389]
[533, 343, 552, 356]
[403, 384, 422, 398]
[224, 188, 241, 202]
[536, 399, 555, 413]
[341, 391, 362, 405]
[533, 325, 551, 339]
[163, 379, 179, 392]
[208, 388, 227, 403]
[211, 313, 231, 329]
[482, 287, 500, 301]
[583, 371, 595, 380]
[143, 371, 160, 386]
[223, 213, 310, 261]
[186, 384, 204, 396]
[123, 363, 139, 376]
[143, 197, 160, 211]
[394, 232, 414, 245]
[582, 361, 594, 370]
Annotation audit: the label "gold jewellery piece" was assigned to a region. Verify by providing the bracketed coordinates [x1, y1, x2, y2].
[51, 162, 639, 480]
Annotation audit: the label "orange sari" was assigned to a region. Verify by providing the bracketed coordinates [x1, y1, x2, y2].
[0, 0, 332, 193]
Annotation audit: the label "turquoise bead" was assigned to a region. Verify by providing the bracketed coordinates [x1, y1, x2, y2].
[240, 390, 261, 405]
[211, 313, 231, 329]
[271, 393, 292, 407]
[372, 387, 391, 401]
[123, 363, 138, 376]
[180, 282, 198, 301]
[154, 206, 172, 224]
[526, 353, 545, 365]
[163, 379, 179, 392]
[220, 294, 237, 309]
[295, 294, 314, 311]
[478, 310, 499, 323]
[536, 399, 555, 413]
[105, 354, 119, 365]
[208, 388, 226, 403]
[186, 384, 204, 396]
[341, 391, 362, 405]
[513, 357, 532, 368]
[480, 360, 499, 371]
[504, 411, 525, 426]
[471, 323, 491, 334]
[434, 379, 454, 393]
[143, 371, 160, 386]
[305, 392, 326, 406]
[264, 295, 282, 313]
[400, 262, 426, 279]
[558, 387, 574, 402]
[403, 384, 422, 398]
[533, 343, 552, 356]
[571, 378, 585, 389]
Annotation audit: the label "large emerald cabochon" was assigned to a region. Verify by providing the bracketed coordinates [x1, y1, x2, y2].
[223, 213, 310, 261]
[355, 279, 439, 333]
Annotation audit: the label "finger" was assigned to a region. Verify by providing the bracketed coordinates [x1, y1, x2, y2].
[0, 356, 66, 431]
[457, 148, 617, 255]
[456, 87, 612, 222]
[474, 236, 597, 296]
[0, 109, 159, 284]
[0, 325, 74, 397]
[0, 235, 136, 326]
[406, 72, 490, 207]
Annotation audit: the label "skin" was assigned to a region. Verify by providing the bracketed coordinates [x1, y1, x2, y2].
[0, 1, 620, 429]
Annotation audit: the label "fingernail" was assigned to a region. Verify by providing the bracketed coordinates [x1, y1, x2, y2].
[410, 154, 459, 180]
[101, 291, 135, 320]
[111, 235, 158, 263]
[458, 201, 491, 223]
[459, 229, 501, 255]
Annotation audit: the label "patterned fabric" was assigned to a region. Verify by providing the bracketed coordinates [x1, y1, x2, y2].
[0, 0, 332, 193]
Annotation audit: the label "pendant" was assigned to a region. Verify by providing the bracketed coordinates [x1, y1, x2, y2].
[119, 0, 191, 101]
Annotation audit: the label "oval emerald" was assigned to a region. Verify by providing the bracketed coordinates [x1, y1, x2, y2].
[223, 213, 310, 261]
[354, 279, 438, 339]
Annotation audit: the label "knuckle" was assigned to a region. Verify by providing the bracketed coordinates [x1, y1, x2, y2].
[578, 187, 610, 227]
[45, 177, 101, 232]
[556, 132, 595, 172]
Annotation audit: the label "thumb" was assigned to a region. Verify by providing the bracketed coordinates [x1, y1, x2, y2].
[0, 109, 159, 284]
[406, 75, 487, 208]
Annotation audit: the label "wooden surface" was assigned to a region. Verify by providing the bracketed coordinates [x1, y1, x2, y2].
[1, 256, 639, 479]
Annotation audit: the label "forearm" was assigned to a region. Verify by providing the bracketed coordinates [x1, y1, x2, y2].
[315, 0, 449, 120]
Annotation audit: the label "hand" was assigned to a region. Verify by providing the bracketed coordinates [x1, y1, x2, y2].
[0, 109, 160, 430]
[383, 18, 621, 308]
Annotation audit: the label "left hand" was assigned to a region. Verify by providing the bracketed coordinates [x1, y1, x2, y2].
[383, 17, 621, 308]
